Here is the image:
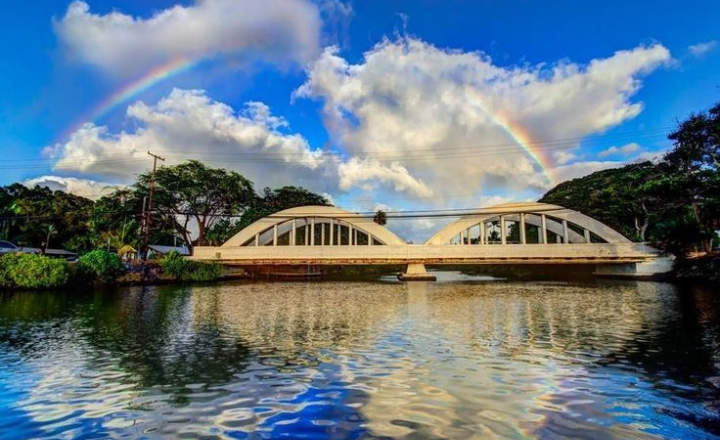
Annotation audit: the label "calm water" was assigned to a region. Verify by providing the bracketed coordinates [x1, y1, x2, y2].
[1, 275, 719, 439]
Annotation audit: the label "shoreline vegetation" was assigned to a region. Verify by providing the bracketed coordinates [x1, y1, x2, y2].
[1, 251, 719, 291]
[2, 101, 720, 289]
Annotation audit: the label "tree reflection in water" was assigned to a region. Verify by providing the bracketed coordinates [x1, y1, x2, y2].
[0, 280, 719, 439]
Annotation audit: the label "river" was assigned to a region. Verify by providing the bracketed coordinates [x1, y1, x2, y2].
[0, 274, 719, 439]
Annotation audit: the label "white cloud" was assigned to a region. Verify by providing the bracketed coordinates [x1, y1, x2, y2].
[22, 176, 121, 200]
[551, 160, 625, 183]
[45, 89, 335, 193]
[338, 158, 432, 197]
[295, 38, 671, 199]
[597, 142, 641, 158]
[54, 0, 321, 76]
[688, 40, 717, 58]
[552, 150, 580, 165]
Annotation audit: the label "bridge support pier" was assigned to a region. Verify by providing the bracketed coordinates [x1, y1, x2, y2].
[594, 257, 674, 279]
[398, 263, 436, 282]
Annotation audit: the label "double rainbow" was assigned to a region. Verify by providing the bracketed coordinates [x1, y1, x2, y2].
[60, 59, 554, 184]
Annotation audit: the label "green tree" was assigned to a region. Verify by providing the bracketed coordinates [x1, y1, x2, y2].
[134, 161, 256, 250]
[659, 102, 720, 251]
[373, 209, 388, 226]
[540, 161, 661, 241]
[0, 183, 94, 250]
[238, 186, 332, 228]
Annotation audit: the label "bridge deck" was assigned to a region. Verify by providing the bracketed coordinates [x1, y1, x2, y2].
[192, 243, 660, 266]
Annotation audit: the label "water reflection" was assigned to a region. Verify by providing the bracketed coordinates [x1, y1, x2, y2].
[0, 279, 718, 439]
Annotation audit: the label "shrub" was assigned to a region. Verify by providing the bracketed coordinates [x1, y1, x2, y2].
[160, 251, 221, 282]
[78, 250, 124, 283]
[652, 216, 713, 258]
[186, 261, 222, 282]
[0, 253, 69, 289]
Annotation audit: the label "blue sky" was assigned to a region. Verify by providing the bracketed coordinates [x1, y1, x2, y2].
[1, 0, 719, 238]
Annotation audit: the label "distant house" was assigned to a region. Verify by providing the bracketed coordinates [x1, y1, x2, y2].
[148, 245, 190, 257]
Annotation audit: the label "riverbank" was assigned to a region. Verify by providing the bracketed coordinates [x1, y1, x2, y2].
[674, 254, 720, 282]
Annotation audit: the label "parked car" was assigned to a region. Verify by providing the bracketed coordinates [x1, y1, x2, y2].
[0, 241, 77, 261]
[0, 240, 20, 255]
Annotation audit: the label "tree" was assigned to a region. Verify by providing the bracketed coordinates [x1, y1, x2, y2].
[237, 186, 332, 230]
[373, 209, 388, 226]
[134, 161, 256, 250]
[208, 185, 332, 245]
[540, 161, 661, 241]
[0, 183, 94, 250]
[661, 102, 720, 251]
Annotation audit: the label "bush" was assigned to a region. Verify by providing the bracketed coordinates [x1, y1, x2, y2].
[78, 250, 124, 283]
[652, 216, 713, 258]
[0, 253, 69, 289]
[160, 251, 221, 282]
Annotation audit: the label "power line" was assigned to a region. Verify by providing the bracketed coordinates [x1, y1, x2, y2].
[0, 126, 672, 170]
[0, 204, 566, 222]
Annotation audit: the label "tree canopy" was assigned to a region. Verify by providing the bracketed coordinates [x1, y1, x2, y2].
[0, 161, 330, 254]
[541, 100, 720, 254]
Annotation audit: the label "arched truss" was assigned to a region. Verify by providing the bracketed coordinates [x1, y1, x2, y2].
[222, 206, 406, 247]
[425, 202, 631, 245]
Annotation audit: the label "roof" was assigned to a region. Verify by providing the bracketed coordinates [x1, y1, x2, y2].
[148, 245, 190, 255]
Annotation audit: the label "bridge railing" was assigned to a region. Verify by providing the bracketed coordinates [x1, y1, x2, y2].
[192, 242, 661, 265]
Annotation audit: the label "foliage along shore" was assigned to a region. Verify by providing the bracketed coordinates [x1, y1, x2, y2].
[0, 251, 227, 291]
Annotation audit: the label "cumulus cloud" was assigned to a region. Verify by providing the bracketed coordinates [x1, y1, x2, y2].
[688, 40, 717, 58]
[338, 158, 432, 197]
[22, 176, 121, 200]
[597, 142, 641, 158]
[45, 89, 335, 192]
[295, 38, 671, 199]
[54, 0, 321, 76]
[551, 160, 625, 183]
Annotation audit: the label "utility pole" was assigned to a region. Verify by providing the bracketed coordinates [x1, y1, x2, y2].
[143, 151, 165, 260]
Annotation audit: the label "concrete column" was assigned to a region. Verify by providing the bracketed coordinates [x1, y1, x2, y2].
[348, 225, 353, 245]
[520, 213, 527, 244]
[459, 230, 465, 245]
[466, 228, 471, 245]
[541, 215, 548, 244]
[305, 221, 309, 245]
[562, 220, 569, 244]
[354, 229, 358, 246]
[480, 222, 486, 245]
[321, 222, 325, 245]
[500, 215, 507, 245]
[291, 219, 297, 246]
[398, 263, 436, 281]
[584, 229, 591, 243]
[273, 224, 278, 246]
[254, 234, 259, 247]
[329, 219, 334, 246]
[368, 233, 372, 245]
[310, 218, 315, 246]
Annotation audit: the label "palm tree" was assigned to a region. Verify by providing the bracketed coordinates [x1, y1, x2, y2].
[44, 224, 57, 250]
[373, 209, 388, 226]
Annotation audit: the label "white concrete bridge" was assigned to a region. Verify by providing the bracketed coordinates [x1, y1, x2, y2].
[192, 203, 672, 279]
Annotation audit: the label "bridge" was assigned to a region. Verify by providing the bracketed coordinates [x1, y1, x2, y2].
[192, 203, 673, 280]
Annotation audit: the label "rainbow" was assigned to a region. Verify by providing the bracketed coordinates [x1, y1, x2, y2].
[60, 58, 555, 185]
[60, 57, 197, 141]
[467, 90, 555, 185]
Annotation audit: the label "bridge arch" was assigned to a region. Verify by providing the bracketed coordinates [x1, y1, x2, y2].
[425, 202, 630, 245]
[222, 206, 406, 247]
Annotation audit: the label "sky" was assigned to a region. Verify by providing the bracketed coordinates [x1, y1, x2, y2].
[1, 0, 719, 240]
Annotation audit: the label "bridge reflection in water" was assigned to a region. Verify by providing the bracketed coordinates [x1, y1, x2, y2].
[192, 203, 672, 279]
